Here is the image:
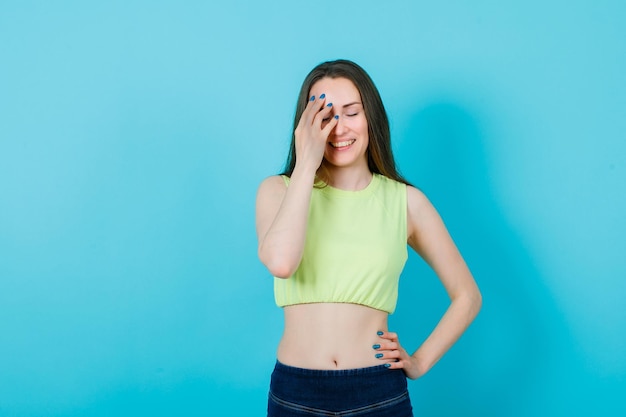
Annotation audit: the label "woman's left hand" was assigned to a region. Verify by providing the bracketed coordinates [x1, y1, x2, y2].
[374, 331, 426, 380]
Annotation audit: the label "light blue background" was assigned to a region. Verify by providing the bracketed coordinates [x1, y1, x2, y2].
[1, 1, 624, 416]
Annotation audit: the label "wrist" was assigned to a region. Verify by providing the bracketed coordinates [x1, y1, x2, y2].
[409, 352, 431, 379]
[291, 163, 318, 182]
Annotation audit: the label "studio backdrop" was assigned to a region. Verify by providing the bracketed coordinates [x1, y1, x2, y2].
[1, 1, 624, 416]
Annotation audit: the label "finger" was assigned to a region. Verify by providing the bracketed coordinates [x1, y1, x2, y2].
[384, 360, 405, 370]
[374, 350, 401, 360]
[377, 331, 399, 341]
[301, 94, 328, 126]
[320, 113, 339, 136]
[312, 101, 335, 127]
[373, 341, 399, 351]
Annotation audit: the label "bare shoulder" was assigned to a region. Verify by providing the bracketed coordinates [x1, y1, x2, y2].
[257, 175, 287, 196]
[406, 185, 433, 216]
[256, 175, 288, 211]
[406, 185, 447, 249]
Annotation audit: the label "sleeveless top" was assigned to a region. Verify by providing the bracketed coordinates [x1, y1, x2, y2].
[274, 173, 408, 314]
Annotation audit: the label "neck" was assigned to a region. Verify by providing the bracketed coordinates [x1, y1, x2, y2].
[321, 164, 373, 191]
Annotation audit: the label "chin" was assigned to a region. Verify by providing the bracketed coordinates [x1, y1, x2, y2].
[325, 159, 362, 170]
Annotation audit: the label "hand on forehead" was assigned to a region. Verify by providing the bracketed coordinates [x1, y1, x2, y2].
[310, 77, 363, 109]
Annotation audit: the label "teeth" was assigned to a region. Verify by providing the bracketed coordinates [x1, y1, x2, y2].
[330, 140, 355, 148]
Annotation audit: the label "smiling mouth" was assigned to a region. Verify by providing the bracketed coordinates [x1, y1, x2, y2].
[329, 139, 356, 148]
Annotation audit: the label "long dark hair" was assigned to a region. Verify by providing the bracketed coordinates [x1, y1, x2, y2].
[281, 59, 410, 186]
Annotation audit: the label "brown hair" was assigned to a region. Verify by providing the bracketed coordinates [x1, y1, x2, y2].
[281, 59, 411, 186]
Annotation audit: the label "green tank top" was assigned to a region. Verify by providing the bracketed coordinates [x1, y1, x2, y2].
[274, 173, 408, 314]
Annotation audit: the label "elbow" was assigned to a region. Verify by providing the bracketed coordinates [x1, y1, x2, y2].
[258, 248, 298, 279]
[468, 286, 482, 318]
[452, 285, 482, 318]
[267, 263, 296, 279]
[473, 289, 483, 316]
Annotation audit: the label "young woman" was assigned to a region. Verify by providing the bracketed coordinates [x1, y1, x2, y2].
[256, 59, 482, 417]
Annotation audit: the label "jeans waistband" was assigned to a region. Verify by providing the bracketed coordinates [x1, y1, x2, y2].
[273, 360, 393, 377]
[269, 360, 409, 413]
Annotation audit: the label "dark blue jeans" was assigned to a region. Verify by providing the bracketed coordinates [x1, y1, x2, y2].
[268, 361, 413, 416]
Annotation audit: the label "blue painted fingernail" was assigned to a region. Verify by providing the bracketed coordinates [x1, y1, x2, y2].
[377, 331, 383, 336]
[384, 363, 391, 368]
[372, 344, 380, 349]
[326, 102, 333, 107]
[310, 95, 315, 101]
[334, 115, 339, 119]
[319, 93, 325, 99]
[375, 353, 383, 358]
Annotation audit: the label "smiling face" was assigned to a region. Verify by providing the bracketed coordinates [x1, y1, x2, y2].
[309, 77, 369, 172]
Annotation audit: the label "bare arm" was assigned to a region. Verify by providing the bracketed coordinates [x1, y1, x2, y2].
[255, 95, 338, 278]
[255, 168, 315, 278]
[376, 186, 482, 379]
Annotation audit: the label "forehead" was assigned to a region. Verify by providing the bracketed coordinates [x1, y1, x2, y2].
[310, 77, 361, 103]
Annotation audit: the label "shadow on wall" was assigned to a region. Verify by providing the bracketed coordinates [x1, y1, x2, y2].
[395, 100, 573, 416]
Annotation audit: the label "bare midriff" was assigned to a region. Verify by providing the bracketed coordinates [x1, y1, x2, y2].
[278, 303, 391, 370]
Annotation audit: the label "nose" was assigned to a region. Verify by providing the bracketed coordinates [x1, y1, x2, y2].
[332, 115, 348, 136]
